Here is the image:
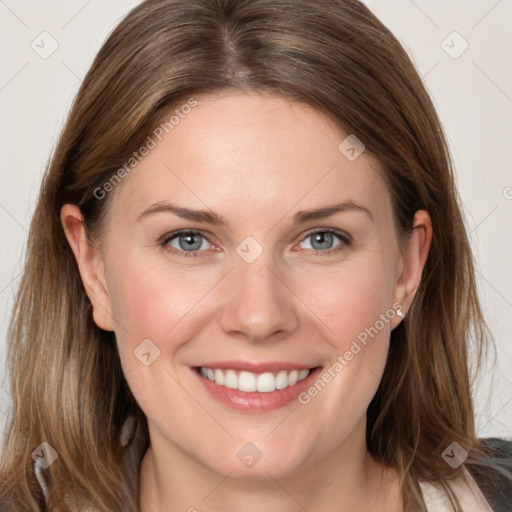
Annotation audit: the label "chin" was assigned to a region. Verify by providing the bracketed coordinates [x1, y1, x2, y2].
[202, 445, 308, 481]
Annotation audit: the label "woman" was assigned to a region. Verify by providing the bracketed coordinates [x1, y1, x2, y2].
[0, 0, 511, 510]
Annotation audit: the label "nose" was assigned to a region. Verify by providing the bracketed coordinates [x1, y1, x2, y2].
[219, 255, 300, 344]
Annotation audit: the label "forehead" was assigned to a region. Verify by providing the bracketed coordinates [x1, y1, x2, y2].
[110, 91, 391, 226]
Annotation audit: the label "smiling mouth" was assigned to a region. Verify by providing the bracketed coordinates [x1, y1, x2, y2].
[194, 366, 320, 393]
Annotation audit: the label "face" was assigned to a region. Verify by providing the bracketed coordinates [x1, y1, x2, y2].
[68, 91, 422, 479]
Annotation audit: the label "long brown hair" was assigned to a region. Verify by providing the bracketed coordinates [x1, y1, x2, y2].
[0, 0, 496, 510]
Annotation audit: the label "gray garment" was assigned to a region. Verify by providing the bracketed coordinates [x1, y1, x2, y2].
[466, 438, 512, 512]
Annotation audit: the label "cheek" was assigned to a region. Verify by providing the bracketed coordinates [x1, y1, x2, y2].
[290, 258, 395, 417]
[104, 258, 212, 422]
[108, 257, 212, 338]
[105, 256, 223, 377]
[292, 257, 395, 349]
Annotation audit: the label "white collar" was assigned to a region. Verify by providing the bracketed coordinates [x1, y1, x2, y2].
[419, 466, 493, 511]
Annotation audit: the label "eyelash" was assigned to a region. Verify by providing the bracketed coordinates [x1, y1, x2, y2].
[160, 228, 351, 259]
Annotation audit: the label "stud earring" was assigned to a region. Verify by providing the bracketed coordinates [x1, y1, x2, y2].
[397, 307, 404, 319]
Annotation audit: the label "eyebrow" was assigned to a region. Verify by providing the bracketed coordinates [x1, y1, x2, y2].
[293, 201, 374, 224]
[135, 200, 374, 226]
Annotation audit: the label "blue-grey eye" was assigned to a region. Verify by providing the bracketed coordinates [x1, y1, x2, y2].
[168, 232, 208, 252]
[301, 231, 342, 251]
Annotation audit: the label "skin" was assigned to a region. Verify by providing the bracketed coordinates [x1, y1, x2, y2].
[61, 91, 432, 512]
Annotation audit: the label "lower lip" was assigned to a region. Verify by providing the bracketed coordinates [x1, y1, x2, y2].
[191, 366, 323, 412]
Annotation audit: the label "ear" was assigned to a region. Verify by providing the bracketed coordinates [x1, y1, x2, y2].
[391, 209, 432, 328]
[60, 204, 115, 331]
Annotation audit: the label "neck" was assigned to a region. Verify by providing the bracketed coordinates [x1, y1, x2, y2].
[138, 421, 403, 512]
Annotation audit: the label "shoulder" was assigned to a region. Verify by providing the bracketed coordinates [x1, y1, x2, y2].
[465, 437, 512, 512]
[479, 437, 512, 459]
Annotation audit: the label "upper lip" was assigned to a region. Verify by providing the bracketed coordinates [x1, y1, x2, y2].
[194, 360, 320, 373]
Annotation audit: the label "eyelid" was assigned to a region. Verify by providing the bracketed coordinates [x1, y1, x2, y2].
[298, 227, 351, 244]
[159, 228, 213, 245]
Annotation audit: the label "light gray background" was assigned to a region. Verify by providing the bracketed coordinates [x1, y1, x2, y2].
[0, 1, 511, 444]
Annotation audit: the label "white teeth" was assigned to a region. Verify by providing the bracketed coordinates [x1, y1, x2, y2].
[198, 366, 312, 392]
[298, 369, 309, 380]
[275, 370, 289, 390]
[239, 371, 257, 392]
[224, 369, 238, 389]
[256, 372, 275, 393]
[214, 369, 224, 386]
